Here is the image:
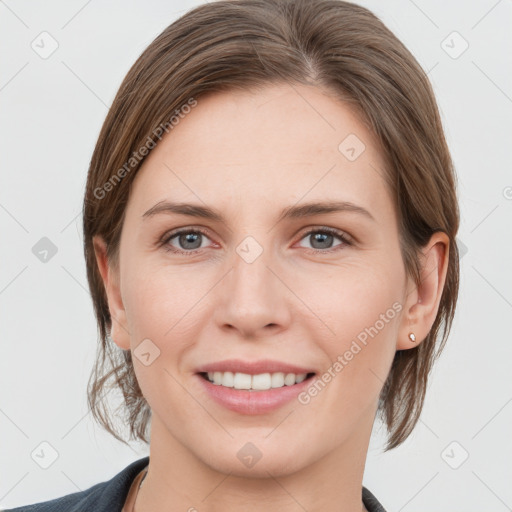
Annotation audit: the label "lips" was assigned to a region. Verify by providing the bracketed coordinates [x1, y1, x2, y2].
[195, 370, 316, 414]
[194, 358, 316, 375]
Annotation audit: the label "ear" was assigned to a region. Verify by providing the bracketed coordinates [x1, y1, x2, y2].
[92, 235, 131, 350]
[396, 231, 450, 350]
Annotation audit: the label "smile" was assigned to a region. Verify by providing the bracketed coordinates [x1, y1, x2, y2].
[200, 371, 315, 391]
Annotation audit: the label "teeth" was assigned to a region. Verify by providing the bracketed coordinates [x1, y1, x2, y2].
[206, 371, 309, 390]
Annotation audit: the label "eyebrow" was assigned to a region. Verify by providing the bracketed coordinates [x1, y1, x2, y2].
[142, 200, 375, 223]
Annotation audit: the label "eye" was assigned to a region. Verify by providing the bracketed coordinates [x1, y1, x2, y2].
[160, 226, 353, 256]
[161, 228, 214, 255]
[296, 227, 352, 253]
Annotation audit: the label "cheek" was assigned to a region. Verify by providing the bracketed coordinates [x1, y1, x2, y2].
[298, 261, 402, 399]
[296, 259, 402, 339]
[121, 263, 201, 415]
[122, 260, 206, 341]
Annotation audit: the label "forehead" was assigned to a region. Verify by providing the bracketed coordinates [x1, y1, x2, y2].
[128, 83, 391, 220]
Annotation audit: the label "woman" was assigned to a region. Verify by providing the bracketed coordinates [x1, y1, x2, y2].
[4, 0, 459, 510]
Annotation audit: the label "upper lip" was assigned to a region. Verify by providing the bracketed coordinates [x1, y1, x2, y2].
[195, 359, 316, 375]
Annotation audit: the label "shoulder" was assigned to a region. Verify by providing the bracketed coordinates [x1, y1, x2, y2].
[362, 485, 387, 512]
[1, 456, 149, 512]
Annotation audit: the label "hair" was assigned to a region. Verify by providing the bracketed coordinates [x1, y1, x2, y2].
[83, 0, 460, 451]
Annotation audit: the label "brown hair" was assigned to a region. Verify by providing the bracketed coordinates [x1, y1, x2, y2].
[83, 0, 459, 451]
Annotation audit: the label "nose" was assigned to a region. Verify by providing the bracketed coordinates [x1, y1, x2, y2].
[213, 242, 291, 340]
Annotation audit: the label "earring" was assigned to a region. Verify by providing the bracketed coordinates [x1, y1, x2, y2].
[408, 332, 416, 343]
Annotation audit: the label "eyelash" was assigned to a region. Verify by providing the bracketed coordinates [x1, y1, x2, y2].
[159, 226, 353, 256]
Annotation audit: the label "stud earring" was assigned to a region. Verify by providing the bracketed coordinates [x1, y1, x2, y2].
[408, 332, 416, 343]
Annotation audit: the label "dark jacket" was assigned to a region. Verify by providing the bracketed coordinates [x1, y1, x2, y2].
[2, 456, 387, 511]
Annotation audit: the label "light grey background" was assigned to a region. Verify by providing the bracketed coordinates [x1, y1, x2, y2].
[1, 0, 511, 510]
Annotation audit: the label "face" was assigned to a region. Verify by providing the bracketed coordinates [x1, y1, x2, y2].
[100, 83, 417, 477]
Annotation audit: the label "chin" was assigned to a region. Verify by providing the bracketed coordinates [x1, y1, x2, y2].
[193, 436, 313, 479]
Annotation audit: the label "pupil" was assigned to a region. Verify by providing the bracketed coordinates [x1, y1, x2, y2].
[311, 233, 332, 249]
[180, 232, 202, 250]
[178, 232, 332, 251]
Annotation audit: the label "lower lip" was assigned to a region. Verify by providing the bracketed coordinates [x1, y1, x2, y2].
[195, 373, 315, 415]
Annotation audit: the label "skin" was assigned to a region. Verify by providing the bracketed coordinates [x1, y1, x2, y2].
[94, 83, 449, 512]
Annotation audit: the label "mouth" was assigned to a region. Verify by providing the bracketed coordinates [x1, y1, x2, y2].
[195, 368, 318, 414]
[197, 371, 316, 391]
